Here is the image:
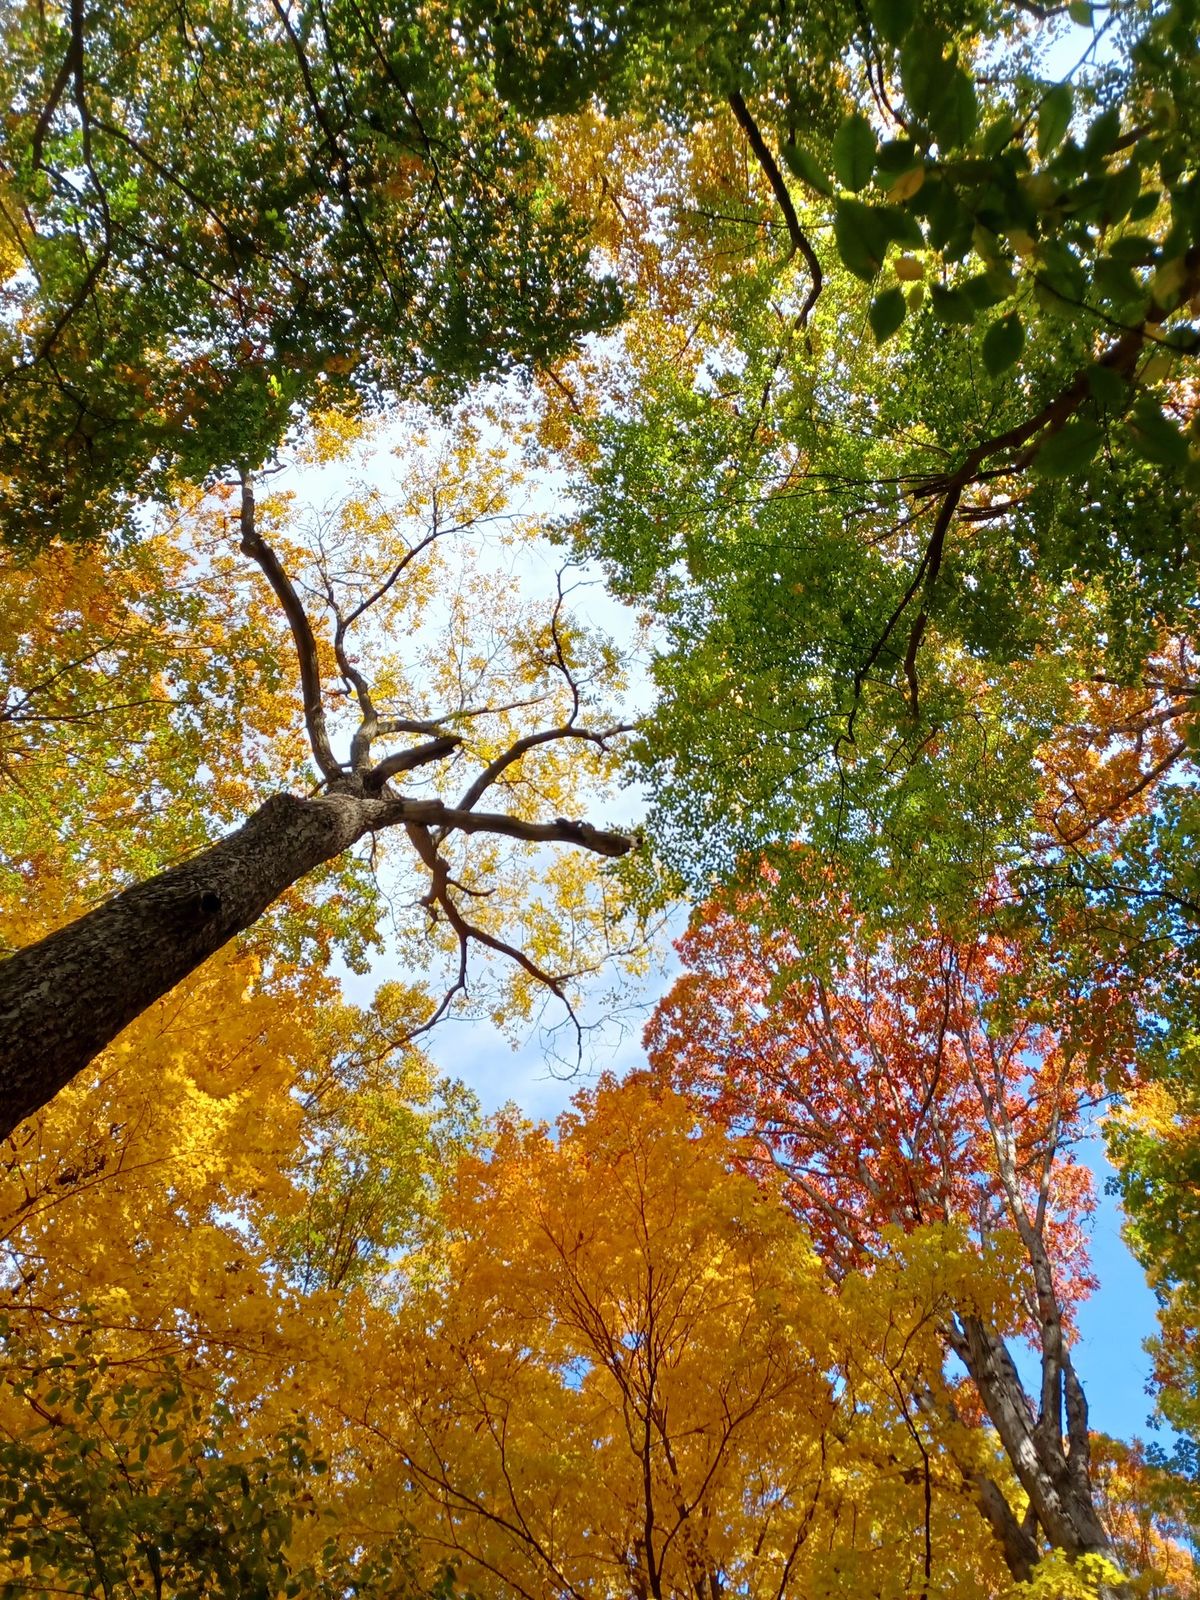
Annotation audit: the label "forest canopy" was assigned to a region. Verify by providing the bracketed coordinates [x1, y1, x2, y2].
[2, 0, 1200, 1596]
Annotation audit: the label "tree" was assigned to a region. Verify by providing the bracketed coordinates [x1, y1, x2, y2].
[520, 0, 1200, 936]
[0, 0, 620, 548]
[0, 0, 647, 1137]
[365, 1075, 1016, 1600]
[0, 1328, 439, 1600]
[647, 874, 1141, 1588]
[0, 421, 636, 1141]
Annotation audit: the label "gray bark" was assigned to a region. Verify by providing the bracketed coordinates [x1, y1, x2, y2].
[954, 1315, 1130, 1595]
[0, 790, 380, 1141]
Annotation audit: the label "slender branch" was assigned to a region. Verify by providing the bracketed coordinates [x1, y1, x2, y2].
[238, 474, 343, 783]
[30, 51, 75, 172]
[454, 724, 635, 815]
[728, 92, 823, 327]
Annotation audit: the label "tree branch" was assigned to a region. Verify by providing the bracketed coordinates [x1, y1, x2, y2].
[238, 473, 343, 783]
[454, 724, 635, 815]
[728, 92, 823, 327]
[854, 248, 1200, 719]
[364, 735, 461, 791]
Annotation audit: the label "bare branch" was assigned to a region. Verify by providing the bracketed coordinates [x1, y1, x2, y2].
[728, 92, 823, 327]
[454, 724, 635, 815]
[30, 51, 75, 173]
[375, 714, 457, 736]
[364, 734, 461, 791]
[389, 796, 631, 859]
[238, 474, 343, 783]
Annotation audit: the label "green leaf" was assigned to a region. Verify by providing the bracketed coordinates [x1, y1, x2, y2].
[1068, 1, 1093, 24]
[961, 273, 1004, 310]
[982, 312, 1025, 374]
[876, 138, 919, 175]
[870, 0, 915, 44]
[1086, 363, 1129, 411]
[834, 198, 893, 279]
[983, 114, 1016, 157]
[1032, 419, 1104, 478]
[869, 287, 907, 343]
[1093, 255, 1142, 306]
[1037, 85, 1074, 158]
[877, 203, 924, 249]
[833, 113, 878, 192]
[1100, 160, 1141, 224]
[1126, 397, 1190, 467]
[1038, 239, 1088, 302]
[1084, 107, 1122, 161]
[900, 33, 977, 150]
[1108, 234, 1158, 262]
[900, 32, 945, 123]
[929, 283, 975, 323]
[930, 65, 979, 150]
[782, 141, 833, 197]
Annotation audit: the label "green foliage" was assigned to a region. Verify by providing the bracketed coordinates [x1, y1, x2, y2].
[981, 311, 1024, 374]
[556, 0, 1200, 936]
[0, 1328, 437, 1599]
[832, 113, 877, 192]
[0, 0, 621, 549]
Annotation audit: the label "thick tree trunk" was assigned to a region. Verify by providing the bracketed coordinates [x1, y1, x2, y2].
[0, 790, 380, 1141]
[957, 1316, 1130, 1595]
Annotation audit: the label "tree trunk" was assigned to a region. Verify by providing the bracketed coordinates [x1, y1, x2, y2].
[957, 1316, 1130, 1595]
[0, 790, 380, 1141]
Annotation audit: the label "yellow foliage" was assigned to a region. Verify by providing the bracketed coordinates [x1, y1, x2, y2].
[345, 1076, 1010, 1600]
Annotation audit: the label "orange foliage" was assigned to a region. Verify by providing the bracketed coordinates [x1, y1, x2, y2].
[647, 875, 1136, 1324]
[1034, 631, 1199, 853]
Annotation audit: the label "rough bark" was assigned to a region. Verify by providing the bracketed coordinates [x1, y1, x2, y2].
[0, 787, 630, 1141]
[0, 791, 377, 1139]
[954, 1315, 1130, 1594]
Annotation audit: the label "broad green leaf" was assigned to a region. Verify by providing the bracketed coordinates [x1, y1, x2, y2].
[983, 114, 1016, 157]
[930, 283, 975, 323]
[1086, 363, 1129, 410]
[782, 141, 833, 197]
[1084, 107, 1122, 161]
[900, 33, 977, 150]
[1108, 234, 1158, 262]
[1093, 255, 1143, 307]
[1068, 2, 1093, 25]
[1031, 418, 1104, 478]
[832, 113, 877, 192]
[1037, 85, 1074, 158]
[1038, 239, 1088, 302]
[1103, 160, 1142, 222]
[834, 198, 893, 279]
[876, 137, 919, 175]
[870, 0, 915, 45]
[961, 273, 1004, 310]
[869, 287, 906, 343]
[1126, 397, 1190, 467]
[930, 65, 979, 150]
[982, 312, 1025, 374]
[900, 31, 945, 123]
